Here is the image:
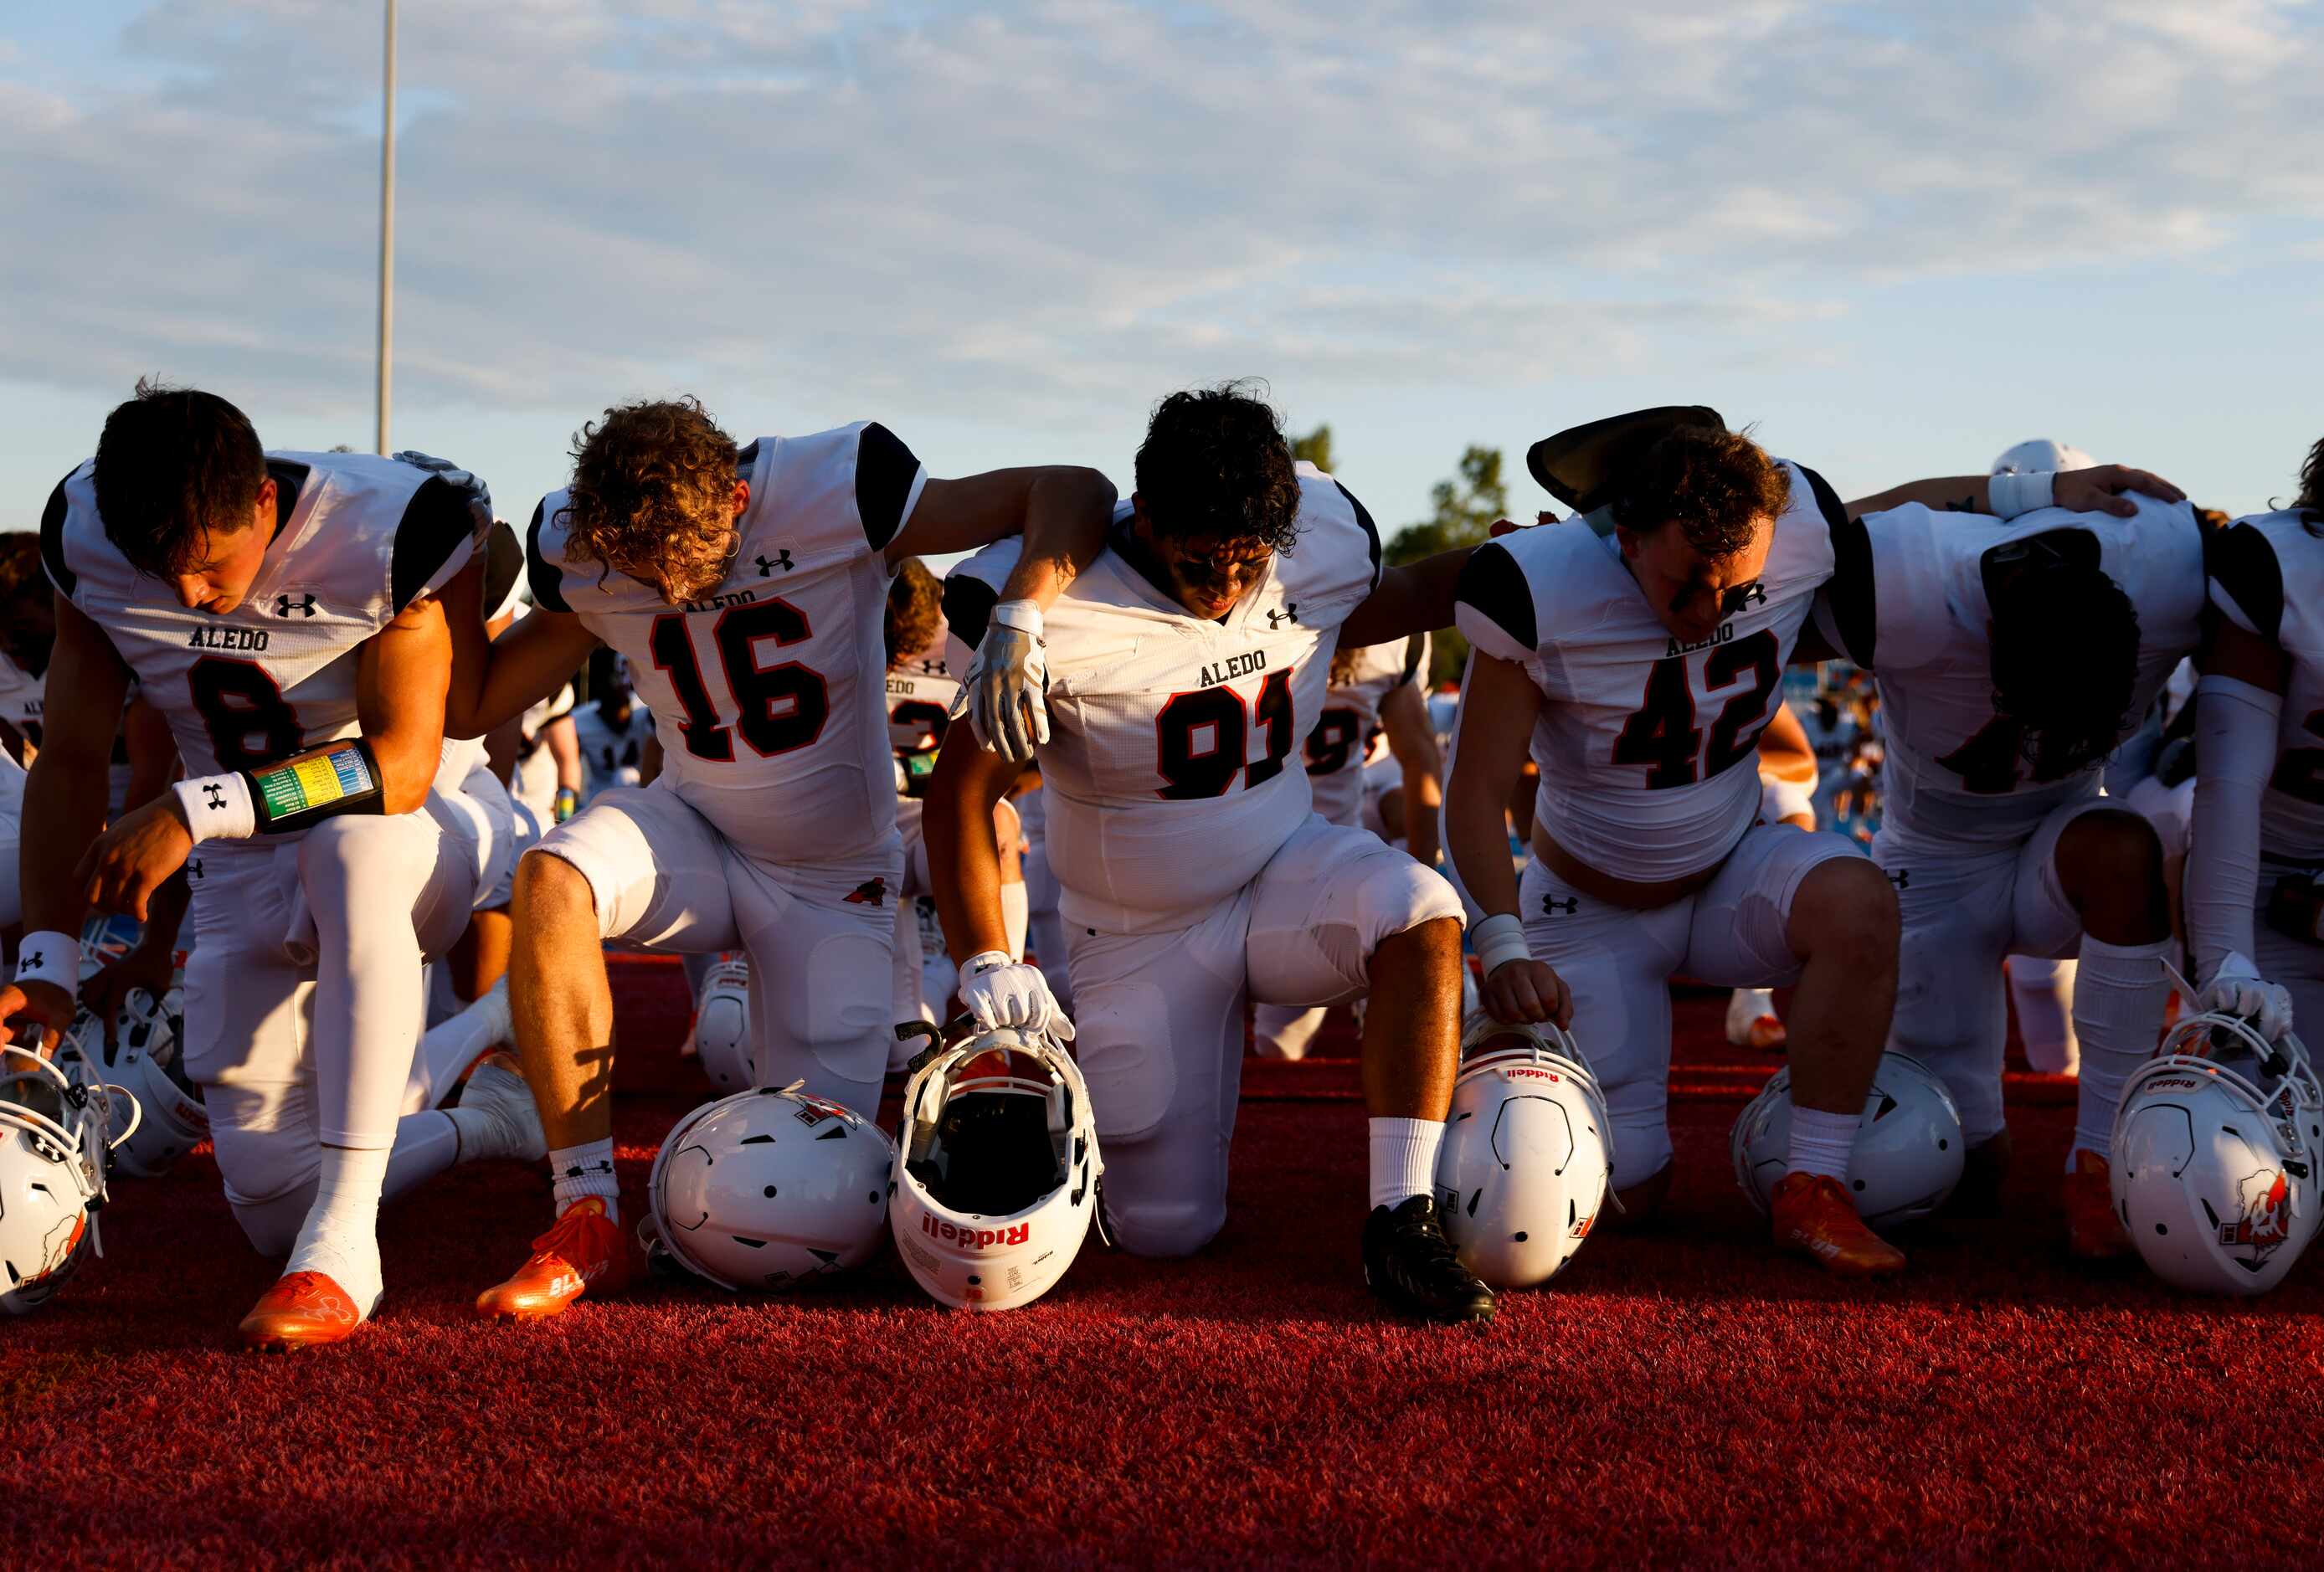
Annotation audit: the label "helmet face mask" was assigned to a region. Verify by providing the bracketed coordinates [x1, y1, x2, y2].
[2111, 1012, 2324, 1296]
[1731, 1051, 1965, 1227]
[2, 1045, 137, 1316]
[890, 1026, 1102, 1313]
[1436, 1014, 1613, 1289]
[59, 985, 203, 1179]
[644, 1081, 895, 1293]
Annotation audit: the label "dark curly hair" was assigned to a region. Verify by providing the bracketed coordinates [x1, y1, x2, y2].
[1134, 383, 1303, 554]
[1989, 548, 2142, 782]
[2298, 432, 2323, 524]
[1610, 426, 1791, 560]
[92, 378, 268, 578]
[886, 557, 944, 665]
[562, 397, 742, 601]
[0, 532, 44, 606]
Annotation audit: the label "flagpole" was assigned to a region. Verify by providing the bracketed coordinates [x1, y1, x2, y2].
[374, 0, 397, 455]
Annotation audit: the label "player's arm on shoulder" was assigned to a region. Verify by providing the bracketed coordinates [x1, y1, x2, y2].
[1337, 546, 1472, 650]
[924, 732, 1021, 964]
[1848, 466, 2184, 521]
[883, 462, 1118, 606]
[444, 598, 602, 739]
[3, 594, 133, 1046]
[1380, 679, 1443, 867]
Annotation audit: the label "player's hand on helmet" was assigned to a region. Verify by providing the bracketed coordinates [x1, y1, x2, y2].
[1481, 958, 1573, 1031]
[0, 979, 76, 1058]
[2054, 465, 2185, 518]
[81, 943, 176, 1053]
[957, 951, 1074, 1040]
[952, 600, 1050, 763]
[73, 797, 193, 922]
[2200, 952, 2295, 1041]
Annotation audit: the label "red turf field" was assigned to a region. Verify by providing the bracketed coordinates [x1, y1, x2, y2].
[13, 955, 2323, 1568]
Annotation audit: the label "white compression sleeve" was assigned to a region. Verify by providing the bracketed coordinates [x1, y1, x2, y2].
[2187, 675, 2282, 981]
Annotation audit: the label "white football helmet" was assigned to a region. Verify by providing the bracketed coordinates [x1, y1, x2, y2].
[689, 955, 754, 1094]
[2, 1045, 139, 1315]
[1436, 1011, 1612, 1288]
[1732, 1051, 1965, 1227]
[59, 987, 205, 1179]
[644, 1081, 893, 1292]
[2112, 1010, 2324, 1296]
[891, 1025, 1102, 1312]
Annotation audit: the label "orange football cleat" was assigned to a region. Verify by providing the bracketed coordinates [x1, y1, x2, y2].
[1770, 1172, 1907, 1278]
[2063, 1149, 2135, 1261]
[1744, 1015, 1788, 1052]
[476, 1196, 631, 1321]
[239, 1271, 369, 1352]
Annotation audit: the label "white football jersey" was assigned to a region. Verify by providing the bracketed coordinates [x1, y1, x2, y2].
[1307, 633, 1430, 829]
[528, 422, 922, 867]
[45, 451, 486, 790]
[0, 653, 42, 747]
[1812, 495, 2205, 846]
[2208, 509, 2324, 863]
[1455, 460, 1844, 883]
[945, 465, 1382, 932]
[887, 622, 959, 780]
[570, 698, 656, 800]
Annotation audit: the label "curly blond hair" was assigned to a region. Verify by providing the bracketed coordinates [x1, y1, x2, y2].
[561, 398, 742, 602]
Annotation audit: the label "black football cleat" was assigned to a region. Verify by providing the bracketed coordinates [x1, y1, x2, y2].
[1362, 1194, 1496, 1325]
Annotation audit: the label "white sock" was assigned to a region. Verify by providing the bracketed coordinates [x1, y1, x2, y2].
[285, 1144, 393, 1313]
[2069, 935, 2173, 1162]
[1368, 1117, 1446, 1210]
[550, 1138, 620, 1221]
[1786, 1105, 1859, 1184]
[402, 979, 513, 1114]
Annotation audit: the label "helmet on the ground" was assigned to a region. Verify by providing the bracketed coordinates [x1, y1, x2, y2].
[60, 987, 203, 1179]
[1732, 1051, 1964, 1226]
[2111, 1010, 2324, 1296]
[644, 1081, 894, 1292]
[690, 955, 753, 1094]
[891, 1025, 1102, 1311]
[1436, 1011, 1612, 1288]
[1, 1045, 138, 1315]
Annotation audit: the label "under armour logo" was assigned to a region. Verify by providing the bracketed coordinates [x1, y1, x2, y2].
[21, 950, 42, 969]
[188, 860, 204, 881]
[275, 593, 318, 618]
[1267, 604, 1298, 629]
[203, 783, 227, 809]
[756, 550, 794, 576]
[1887, 869, 1910, 891]
[1541, 896, 1578, 916]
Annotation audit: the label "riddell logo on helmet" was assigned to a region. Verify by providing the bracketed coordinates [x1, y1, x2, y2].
[1504, 1067, 1560, 1082]
[922, 1215, 1031, 1249]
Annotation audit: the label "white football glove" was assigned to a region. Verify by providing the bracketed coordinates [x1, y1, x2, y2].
[2199, 952, 2295, 1041]
[957, 951, 1075, 1040]
[950, 600, 1050, 763]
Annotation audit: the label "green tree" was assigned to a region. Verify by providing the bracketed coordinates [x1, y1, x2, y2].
[1385, 445, 1506, 565]
[1289, 424, 1334, 473]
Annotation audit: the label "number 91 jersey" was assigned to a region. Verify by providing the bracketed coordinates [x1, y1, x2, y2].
[1453, 459, 1844, 885]
[943, 465, 1382, 933]
[44, 451, 487, 783]
[527, 423, 921, 868]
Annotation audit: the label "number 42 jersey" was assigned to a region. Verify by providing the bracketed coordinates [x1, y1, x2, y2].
[943, 464, 1383, 933]
[44, 450, 486, 783]
[528, 422, 923, 869]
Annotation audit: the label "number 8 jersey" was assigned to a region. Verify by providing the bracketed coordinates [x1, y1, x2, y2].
[943, 465, 1382, 933]
[44, 450, 486, 787]
[1453, 459, 1844, 885]
[527, 423, 921, 868]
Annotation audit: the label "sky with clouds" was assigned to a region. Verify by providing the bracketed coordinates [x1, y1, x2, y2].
[3, 0, 2321, 538]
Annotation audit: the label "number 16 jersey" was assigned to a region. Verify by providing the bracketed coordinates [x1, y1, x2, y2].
[943, 465, 1382, 933]
[527, 422, 923, 868]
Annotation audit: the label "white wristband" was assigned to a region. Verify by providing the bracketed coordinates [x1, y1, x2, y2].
[990, 599, 1043, 637]
[173, 773, 258, 844]
[1987, 470, 2055, 519]
[963, 950, 1013, 977]
[13, 930, 80, 1001]
[1472, 912, 1533, 976]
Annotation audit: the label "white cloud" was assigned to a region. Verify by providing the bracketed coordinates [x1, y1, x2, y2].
[1, 0, 2319, 439]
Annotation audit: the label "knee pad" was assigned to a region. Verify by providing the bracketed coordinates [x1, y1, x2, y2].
[1102, 1191, 1226, 1259]
[1075, 982, 1175, 1144]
